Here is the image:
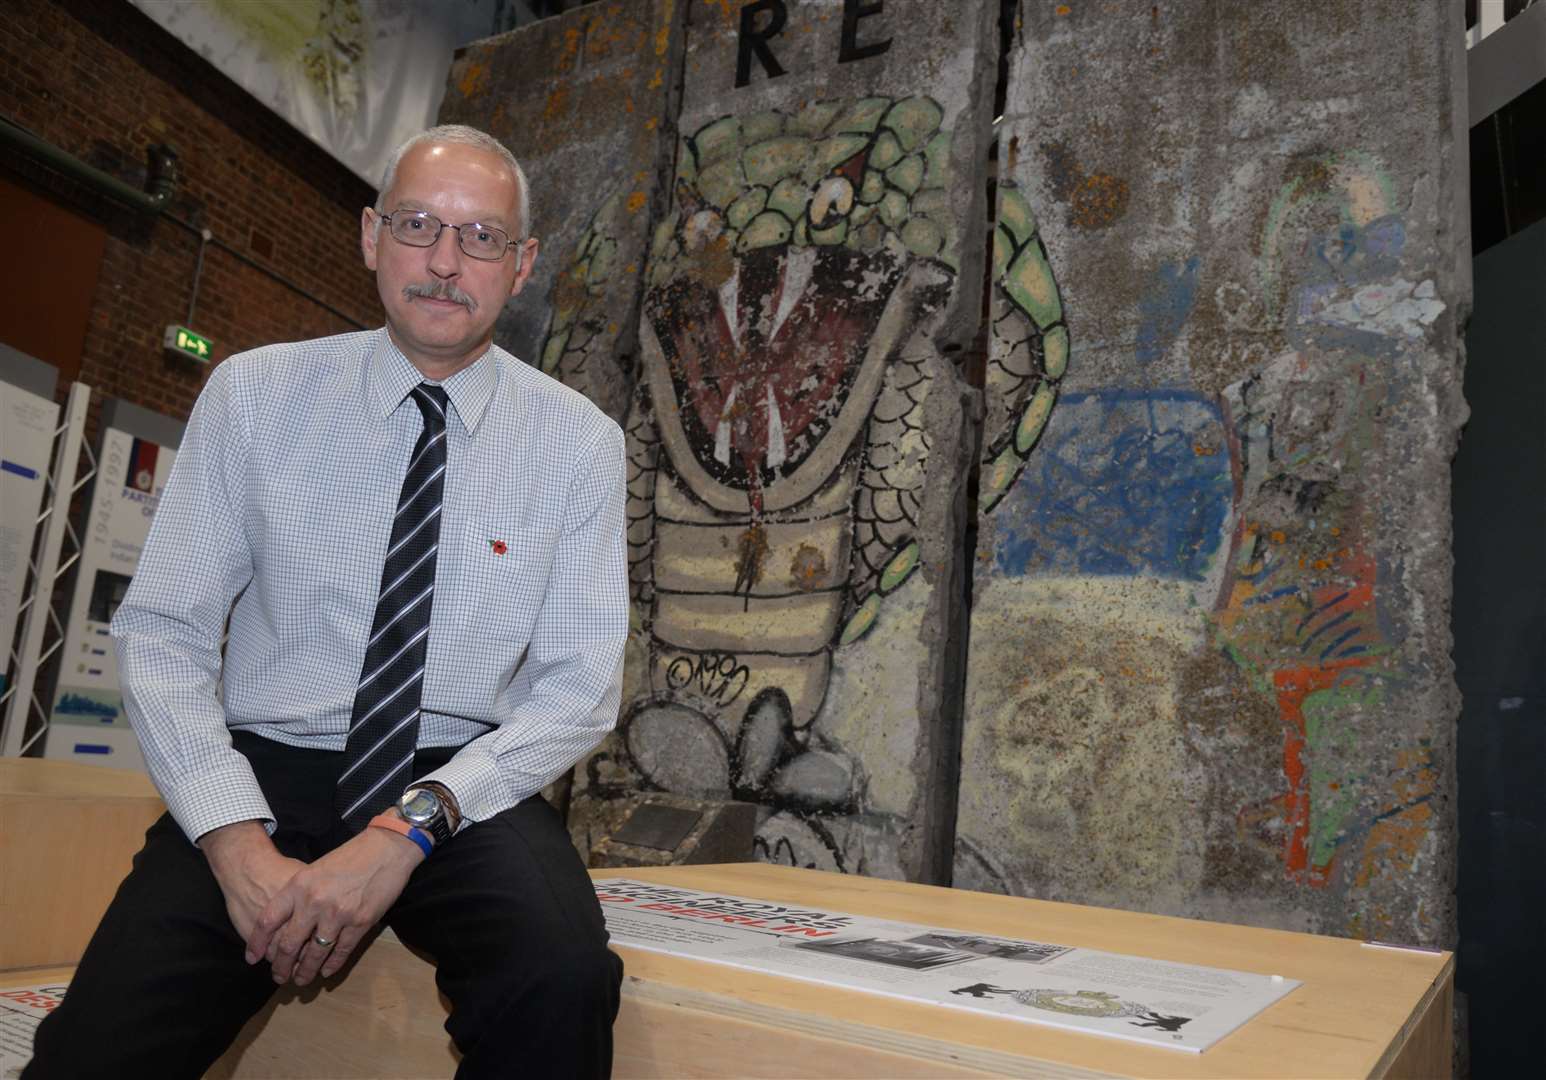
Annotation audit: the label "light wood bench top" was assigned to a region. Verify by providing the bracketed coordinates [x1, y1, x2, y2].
[0, 757, 159, 799]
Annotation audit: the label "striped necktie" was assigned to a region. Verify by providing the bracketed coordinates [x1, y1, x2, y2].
[336, 382, 449, 830]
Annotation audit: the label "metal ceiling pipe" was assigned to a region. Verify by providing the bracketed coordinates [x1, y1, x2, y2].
[0, 114, 177, 214]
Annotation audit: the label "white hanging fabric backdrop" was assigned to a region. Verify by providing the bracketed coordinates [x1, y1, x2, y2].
[128, 0, 505, 187]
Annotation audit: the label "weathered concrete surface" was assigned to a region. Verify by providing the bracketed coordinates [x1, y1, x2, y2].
[959, 0, 1469, 947]
[565, 0, 999, 883]
[440, 0, 684, 423]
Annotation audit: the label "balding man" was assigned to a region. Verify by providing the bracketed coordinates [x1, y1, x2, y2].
[27, 125, 627, 1079]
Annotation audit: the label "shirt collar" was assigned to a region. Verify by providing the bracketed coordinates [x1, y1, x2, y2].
[369, 330, 498, 434]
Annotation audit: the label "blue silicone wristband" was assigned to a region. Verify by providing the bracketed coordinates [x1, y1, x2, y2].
[404, 826, 434, 858]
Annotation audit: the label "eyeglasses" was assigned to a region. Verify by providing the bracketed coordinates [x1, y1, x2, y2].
[378, 210, 524, 265]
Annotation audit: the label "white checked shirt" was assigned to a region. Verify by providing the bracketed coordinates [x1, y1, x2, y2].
[112, 329, 628, 842]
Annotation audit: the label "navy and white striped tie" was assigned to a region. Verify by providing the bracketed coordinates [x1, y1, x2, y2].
[337, 383, 449, 830]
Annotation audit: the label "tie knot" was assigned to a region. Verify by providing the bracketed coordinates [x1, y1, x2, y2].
[410, 383, 449, 430]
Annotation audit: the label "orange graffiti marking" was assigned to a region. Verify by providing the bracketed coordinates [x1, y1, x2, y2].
[1354, 745, 1437, 889]
[457, 61, 488, 99]
[656, 2, 673, 56]
[543, 86, 570, 122]
[557, 26, 583, 75]
[705, 0, 739, 28]
[1221, 514, 1383, 887]
[1273, 656, 1371, 886]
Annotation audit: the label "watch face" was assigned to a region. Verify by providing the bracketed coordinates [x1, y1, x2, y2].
[400, 788, 440, 825]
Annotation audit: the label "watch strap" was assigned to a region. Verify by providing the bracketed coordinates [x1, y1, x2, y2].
[369, 812, 433, 857]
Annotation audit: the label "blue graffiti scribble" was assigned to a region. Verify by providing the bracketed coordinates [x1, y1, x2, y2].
[1135, 258, 1200, 366]
[990, 390, 1233, 581]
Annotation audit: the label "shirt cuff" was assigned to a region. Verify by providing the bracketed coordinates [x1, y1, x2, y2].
[416, 746, 506, 834]
[161, 765, 277, 844]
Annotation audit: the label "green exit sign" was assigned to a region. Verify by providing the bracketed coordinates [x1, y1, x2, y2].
[163, 324, 213, 361]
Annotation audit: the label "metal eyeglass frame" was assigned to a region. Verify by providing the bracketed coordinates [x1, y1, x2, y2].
[378, 209, 526, 269]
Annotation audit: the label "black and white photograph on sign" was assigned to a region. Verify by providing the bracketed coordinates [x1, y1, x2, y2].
[906, 932, 1073, 964]
[86, 570, 133, 624]
[949, 984, 1195, 1033]
[787, 936, 977, 971]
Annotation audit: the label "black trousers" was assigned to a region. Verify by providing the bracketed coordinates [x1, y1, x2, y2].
[25, 732, 622, 1079]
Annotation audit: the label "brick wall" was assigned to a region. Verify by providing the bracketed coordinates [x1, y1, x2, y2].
[0, 0, 385, 424]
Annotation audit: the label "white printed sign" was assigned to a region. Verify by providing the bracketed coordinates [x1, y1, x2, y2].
[595, 879, 1301, 1053]
[45, 427, 177, 770]
[0, 982, 66, 1079]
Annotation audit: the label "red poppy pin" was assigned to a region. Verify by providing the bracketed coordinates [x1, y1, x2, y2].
[489, 539, 507, 556]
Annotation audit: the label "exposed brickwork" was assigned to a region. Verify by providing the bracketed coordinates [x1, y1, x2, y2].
[0, 0, 385, 423]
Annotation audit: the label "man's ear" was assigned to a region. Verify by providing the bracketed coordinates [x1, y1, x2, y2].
[361, 207, 379, 271]
[508, 237, 539, 298]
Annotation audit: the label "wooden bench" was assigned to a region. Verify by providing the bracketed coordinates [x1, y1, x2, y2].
[212, 865, 1455, 1077]
[1, 761, 1452, 1077]
[0, 758, 163, 970]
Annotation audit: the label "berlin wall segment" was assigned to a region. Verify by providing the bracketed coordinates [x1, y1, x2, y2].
[460, 0, 1001, 883]
[958, 0, 1466, 949]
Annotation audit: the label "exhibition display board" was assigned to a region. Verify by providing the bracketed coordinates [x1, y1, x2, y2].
[0, 348, 58, 701]
[43, 400, 182, 771]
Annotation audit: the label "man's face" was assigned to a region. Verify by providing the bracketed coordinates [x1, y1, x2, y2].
[361, 141, 538, 375]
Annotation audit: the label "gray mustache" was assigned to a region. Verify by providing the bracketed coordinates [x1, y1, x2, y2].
[403, 280, 477, 311]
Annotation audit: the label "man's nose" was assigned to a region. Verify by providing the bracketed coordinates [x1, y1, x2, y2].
[427, 225, 463, 277]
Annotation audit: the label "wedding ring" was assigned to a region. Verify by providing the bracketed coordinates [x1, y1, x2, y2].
[313, 934, 335, 948]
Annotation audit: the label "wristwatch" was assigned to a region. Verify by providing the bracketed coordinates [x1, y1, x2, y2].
[398, 786, 454, 848]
